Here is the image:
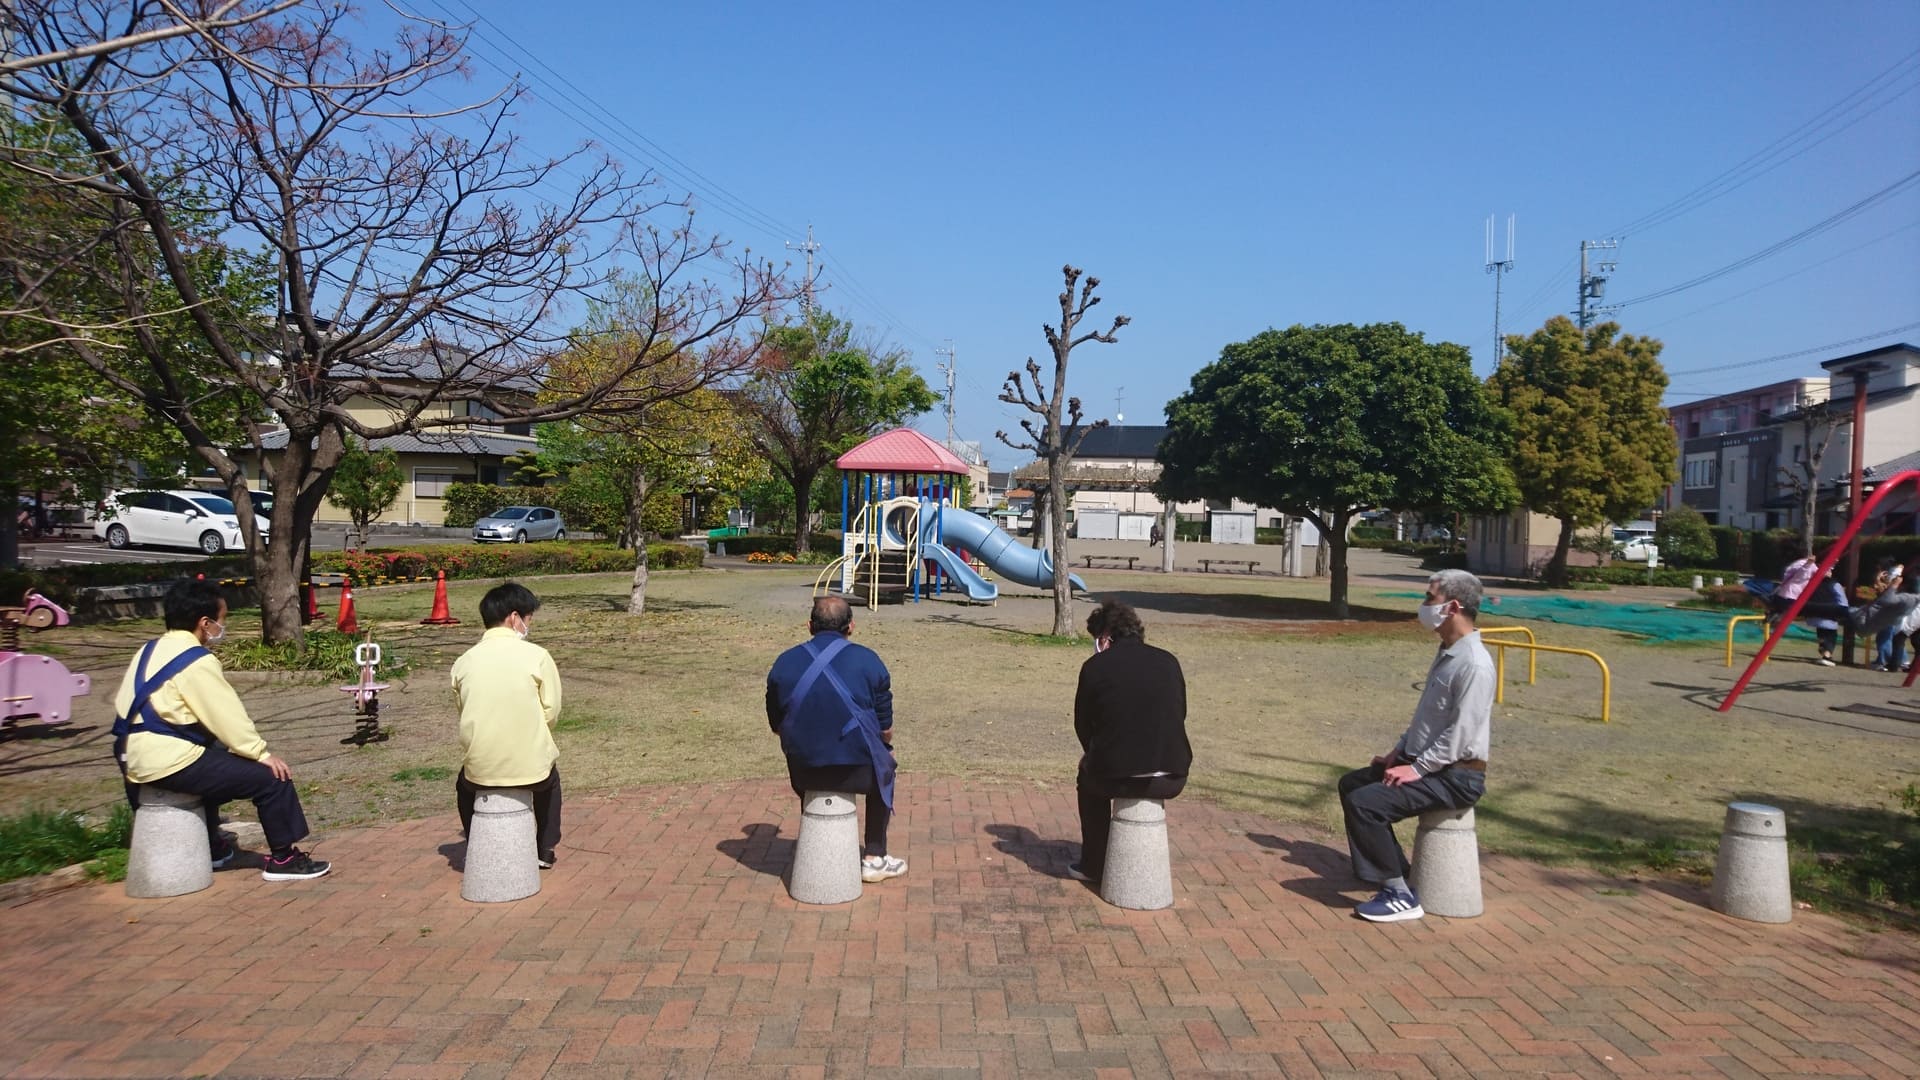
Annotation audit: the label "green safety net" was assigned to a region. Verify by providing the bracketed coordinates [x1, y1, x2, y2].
[1377, 591, 1808, 644]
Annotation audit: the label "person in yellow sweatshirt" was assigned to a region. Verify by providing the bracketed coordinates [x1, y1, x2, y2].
[451, 582, 563, 867]
[112, 579, 330, 881]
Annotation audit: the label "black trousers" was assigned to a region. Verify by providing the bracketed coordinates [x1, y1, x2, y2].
[1338, 762, 1484, 885]
[1077, 772, 1186, 879]
[124, 745, 311, 853]
[457, 767, 562, 858]
[787, 761, 889, 856]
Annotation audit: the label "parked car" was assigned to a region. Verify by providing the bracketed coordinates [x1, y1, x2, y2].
[245, 490, 275, 518]
[472, 506, 566, 543]
[1613, 528, 1658, 563]
[95, 489, 271, 554]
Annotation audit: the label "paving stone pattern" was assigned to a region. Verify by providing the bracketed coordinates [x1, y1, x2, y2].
[2, 777, 1916, 1078]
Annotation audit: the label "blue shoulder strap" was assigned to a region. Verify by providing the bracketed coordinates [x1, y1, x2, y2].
[782, 636, 852, 730]
[112, 639, 217, 750]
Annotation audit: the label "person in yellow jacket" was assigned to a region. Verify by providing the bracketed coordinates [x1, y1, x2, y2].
[112, 579, 330, 881]
[452, 582, 564, 867]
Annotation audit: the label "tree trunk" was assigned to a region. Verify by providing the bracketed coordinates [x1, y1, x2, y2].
[1328, 509, 1352, 620]
[792, 465, 818, 556]
[1546, 515, 1576, 587]
[254, 423, 345, 650]
[1048, 464, 1074, 637]
[1029, 488, 1048, 549]
[627, 465, 651, 615]
[1160, 503, 1176, 573]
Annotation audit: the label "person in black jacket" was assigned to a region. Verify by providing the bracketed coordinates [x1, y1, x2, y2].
[1070, 600, 1192, 883]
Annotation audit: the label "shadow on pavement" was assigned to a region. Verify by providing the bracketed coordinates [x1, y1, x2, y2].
[984, 823, 1085, 885]
[1247, 833, 1362, 908]
[716, 822, 792, 878]
[437, 840, 464, 872]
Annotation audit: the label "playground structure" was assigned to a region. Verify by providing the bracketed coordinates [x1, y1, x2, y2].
[816, 428, 1087, 607]
[338, 638, 393, 745]
[0, 591, 91, 729]
[1722, 468, 1920, 708]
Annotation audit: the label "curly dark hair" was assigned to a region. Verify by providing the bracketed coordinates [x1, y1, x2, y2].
[1086, 599, 1144, 642]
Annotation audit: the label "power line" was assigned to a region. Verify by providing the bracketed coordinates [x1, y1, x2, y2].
[1607, 46, 1920, 237]
[1662, 320, 1920, 378]
[1615, 168, 1920, 308]
[1642, 218, 1920, 330]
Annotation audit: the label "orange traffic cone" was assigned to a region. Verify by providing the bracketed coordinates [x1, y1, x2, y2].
[336, 578, 359, 635]
[302, 583, 322, 623]
[421, 570, 460, 625]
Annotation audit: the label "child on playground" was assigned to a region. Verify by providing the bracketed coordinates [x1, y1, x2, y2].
[1807, 572, 1848, 667]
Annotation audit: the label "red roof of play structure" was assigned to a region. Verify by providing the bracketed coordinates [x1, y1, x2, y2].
[835, 427, 970, 475]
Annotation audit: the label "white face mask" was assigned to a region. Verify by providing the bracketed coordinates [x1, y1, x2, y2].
[514, 617, 530, 640]
[1416, 601, 1452, 631]
[204, 620, 226, 644]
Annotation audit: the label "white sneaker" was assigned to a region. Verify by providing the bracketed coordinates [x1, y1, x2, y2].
[860, 855, 907, 882]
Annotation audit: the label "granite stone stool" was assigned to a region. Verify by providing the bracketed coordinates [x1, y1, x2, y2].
[462, 788, 540, 903]
[1410, 806, 1483, 917]
[1710, 801, 1791, 923]
[125, 785, 213, 899]
[788, 790, 862, 904]
[1101, 797, 1173, 910]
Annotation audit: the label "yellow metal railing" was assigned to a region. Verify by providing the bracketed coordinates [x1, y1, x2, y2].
[1485, 639, 1613, 723]
[814, 499, 922, 608]
[1725, 613, 1767, 668]
[1479, 626, 1537, 684]
[812, 555, 849, 597]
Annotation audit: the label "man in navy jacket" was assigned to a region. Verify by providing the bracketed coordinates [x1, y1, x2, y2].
[766, 596, 904, 882]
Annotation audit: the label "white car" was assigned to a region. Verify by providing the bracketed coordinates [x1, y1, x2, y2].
[1613, 530, 1658, 563]
[95, 489, 270, 555]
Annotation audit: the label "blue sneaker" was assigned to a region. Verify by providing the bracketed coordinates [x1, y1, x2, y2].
[1355, 886, 1424, 923]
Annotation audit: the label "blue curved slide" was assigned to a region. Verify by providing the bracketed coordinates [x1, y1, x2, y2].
[923, 506, 1088, 599]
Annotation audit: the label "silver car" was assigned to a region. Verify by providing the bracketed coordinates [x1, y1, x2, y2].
[472, 505, 566, 543]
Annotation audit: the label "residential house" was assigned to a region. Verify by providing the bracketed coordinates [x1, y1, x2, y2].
[939, 437, 994, 510]
[1467, 511, 1605, 580]
[252, 341, 543, 526]
[1669, 376, 1829, 529]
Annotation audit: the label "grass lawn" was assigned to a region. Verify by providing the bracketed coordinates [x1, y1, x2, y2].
[5, 557, 1915, 915]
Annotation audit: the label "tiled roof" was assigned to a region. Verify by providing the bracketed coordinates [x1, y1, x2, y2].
[255, 428, 539, 457]
[329, 340, 542, 392]
[1073, 424, 1168, 460]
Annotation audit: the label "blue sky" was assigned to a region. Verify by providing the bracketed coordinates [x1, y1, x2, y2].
[417, 1, 1918, 465]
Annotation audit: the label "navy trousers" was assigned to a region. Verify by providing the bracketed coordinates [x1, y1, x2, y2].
[125, 745, 311, 853]
[787, 761, 889, 856]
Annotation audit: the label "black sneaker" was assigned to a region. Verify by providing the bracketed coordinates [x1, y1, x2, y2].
[261, 849, 331, 881]
[210, 838, 237, 870]
[538, 851, 556, 869]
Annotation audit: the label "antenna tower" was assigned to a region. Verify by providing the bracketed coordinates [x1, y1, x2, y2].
[1577, 238, 1621, 329]
[934, 341, 957, 445]
[1484, 214, 1515, 363]
[786, 224, 822, 313]
[1114, 387, 1126, 423]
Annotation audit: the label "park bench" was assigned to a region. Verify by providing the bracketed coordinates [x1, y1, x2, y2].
[1082, 554, 1138, 570]
[1198, 559, 1260, 573]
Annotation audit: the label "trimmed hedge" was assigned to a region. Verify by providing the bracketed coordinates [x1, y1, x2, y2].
[1565, 565, 1715, 587]
[709, 533, 843, 556]
[1, 558, 247, 607]
[1748, 531, 1914, 580]
[311, 542, 700, 581]
[441, 483, 535, 530]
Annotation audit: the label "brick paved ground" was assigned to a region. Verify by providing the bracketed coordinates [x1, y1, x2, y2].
[2, 777, 1915, 1079]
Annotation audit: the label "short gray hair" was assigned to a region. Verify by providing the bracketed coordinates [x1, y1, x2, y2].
[1428, 569, 1483, 621]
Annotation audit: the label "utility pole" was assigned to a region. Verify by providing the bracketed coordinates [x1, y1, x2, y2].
[1576, 238, 1620, 329]
[1114, 387, 1125, 423]
[934, 340, 957, 445]
[786, 224, 822, 313]
[1484, 214, 1515, 362]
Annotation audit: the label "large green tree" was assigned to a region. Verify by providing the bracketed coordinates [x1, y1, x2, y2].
[1158, 322, 1516, 618]
[1487, 317, 1677, 586]
[740, 310, 936, 555]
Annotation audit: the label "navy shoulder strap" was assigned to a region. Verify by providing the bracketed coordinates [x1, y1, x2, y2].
[112, 640, 216, 747]
[782, 636, 852, 730]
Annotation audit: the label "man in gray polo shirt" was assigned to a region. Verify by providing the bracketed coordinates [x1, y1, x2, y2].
[1338, 568, 1493, 922]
